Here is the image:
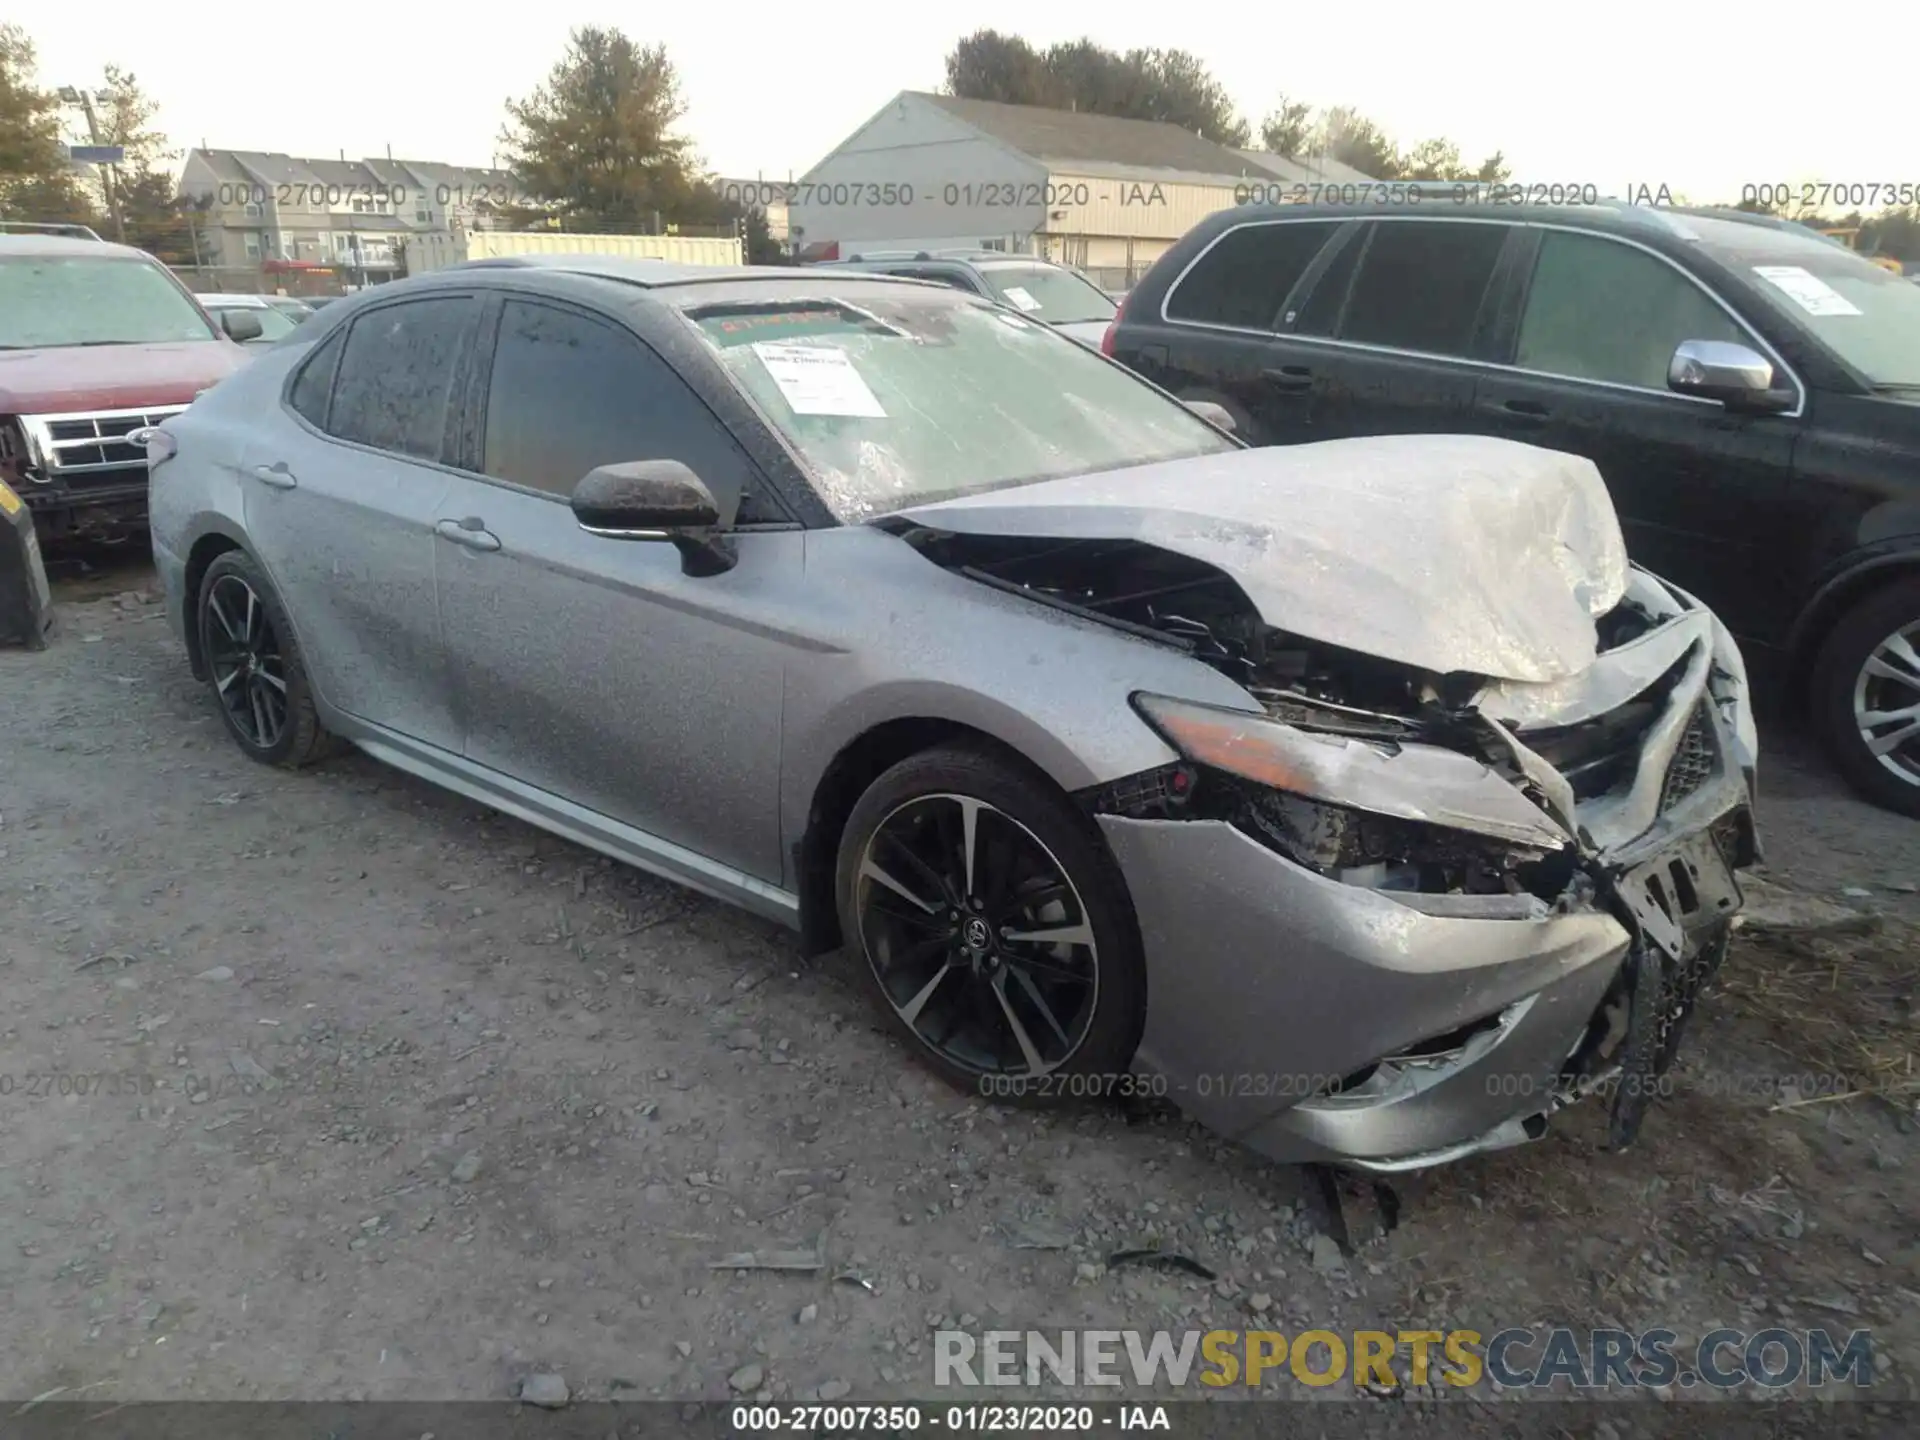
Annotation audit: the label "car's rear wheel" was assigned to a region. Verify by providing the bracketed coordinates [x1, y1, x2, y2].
[834, 743, 1146, 1103]
[1812, 576, 1920, 818]
[196, 550, 336, 768]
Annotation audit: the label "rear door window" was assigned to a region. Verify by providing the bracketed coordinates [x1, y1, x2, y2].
[1516, 230, 1751, 391]
[287, 328, 344, 428]
[327, 296, 478, 461]
[1338, 220, 1510, 357]
[1165, 221, 1342, 331]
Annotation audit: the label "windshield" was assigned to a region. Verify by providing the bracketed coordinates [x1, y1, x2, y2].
[688, 292, 1233, 520]
[1692, 219, 1920, 388]
[0, 256, 219, 348]
[212, 304, 299, 341]
[973, 262, 1118, 325]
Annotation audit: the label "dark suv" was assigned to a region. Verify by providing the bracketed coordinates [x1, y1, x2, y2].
[1105, 200, 1920, 816]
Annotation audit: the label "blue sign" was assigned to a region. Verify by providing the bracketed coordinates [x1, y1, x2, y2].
[67, 145, 125, 164]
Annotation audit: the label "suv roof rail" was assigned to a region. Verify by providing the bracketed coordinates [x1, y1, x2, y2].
[0, 220, 104, 240]
[1663, 205, 1855, 241]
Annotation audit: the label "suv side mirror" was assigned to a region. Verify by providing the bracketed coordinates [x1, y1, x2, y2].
[570, 459, 737, 576]
[220, 309, 264, 342]
[1668, 340, 1793, 413]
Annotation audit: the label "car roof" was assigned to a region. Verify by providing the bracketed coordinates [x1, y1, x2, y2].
[1195, 196, 1848, 251]
[815, 251, 1063, 268]
[197, 293, 272, 306]
[437, 255, 968, 302]
[0, 233, 165, 261]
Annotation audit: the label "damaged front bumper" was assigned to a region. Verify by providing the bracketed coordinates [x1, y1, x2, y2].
[1098, 571, 1757, 1172]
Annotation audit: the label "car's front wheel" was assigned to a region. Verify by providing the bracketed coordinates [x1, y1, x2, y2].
[1812, 576, 1920, 818]
[196, 550, 337, 768]
[835, 743, 1147, 1103]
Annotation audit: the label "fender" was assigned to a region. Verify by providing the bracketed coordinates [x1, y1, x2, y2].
[1784, 534, 1920, 677]
[171, 513, 254, 681]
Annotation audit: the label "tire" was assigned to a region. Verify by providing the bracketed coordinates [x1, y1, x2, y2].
[834, 742, 1147, 1106]
[1810, 576, 1920, 818]
[195, 550, 338, 769]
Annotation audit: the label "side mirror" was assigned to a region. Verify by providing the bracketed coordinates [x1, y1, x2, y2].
[1183, 399, 1238, 433]
[1668, 340, 1792, 413]
[220, 309, 264, 342]
[570, 459, 736, 576]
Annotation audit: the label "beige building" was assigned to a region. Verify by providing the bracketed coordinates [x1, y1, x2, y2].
[176, 149, 525, 291]
[788, 92, 1374, 289]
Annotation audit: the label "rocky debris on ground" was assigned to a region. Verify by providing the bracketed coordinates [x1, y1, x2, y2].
[1738, 875, 1880, 936]
[516, 1373, 569, 1408]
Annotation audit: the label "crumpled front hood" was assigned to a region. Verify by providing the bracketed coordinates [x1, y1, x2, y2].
[897, 434, 1629, 683]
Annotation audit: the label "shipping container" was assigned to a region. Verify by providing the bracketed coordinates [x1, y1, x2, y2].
[458, 230, 743, 268]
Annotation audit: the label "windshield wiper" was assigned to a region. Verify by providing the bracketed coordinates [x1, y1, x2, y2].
[1872, 382, 1920, 395]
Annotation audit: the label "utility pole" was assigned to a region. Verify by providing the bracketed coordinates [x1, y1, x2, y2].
[58, 86, 126, 243]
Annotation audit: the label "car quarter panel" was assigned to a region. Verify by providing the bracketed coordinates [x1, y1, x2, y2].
[777, 524, 1262, 887]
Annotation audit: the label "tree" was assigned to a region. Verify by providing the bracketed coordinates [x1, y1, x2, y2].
[1393, 135, 1506, 183]
[1128, 48, 1249, 148]
[0, 23, 93, 223]
[1317, 106, 1399, 177]
[943, 31, 1249, 148]
[1472, 150, 1511, 184]
[944, 30, 1052, 106]
[1256, 96, 1509, 183]
[1863, 206, 1920, 265]
[500, 26, 706, 229]
[1259, 96, 1314, 159]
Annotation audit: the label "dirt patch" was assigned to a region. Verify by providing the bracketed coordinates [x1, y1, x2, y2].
[1, 565, 1916, 1415]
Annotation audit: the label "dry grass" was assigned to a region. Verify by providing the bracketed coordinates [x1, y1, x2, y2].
[1716, 916, 1920, 1107]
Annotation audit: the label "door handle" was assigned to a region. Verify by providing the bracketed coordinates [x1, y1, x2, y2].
[1261, 366, 1314, 394]
[249, 462, 298, 489]
[435, 517, 500, 552]
[1478, 397, 1552, 425]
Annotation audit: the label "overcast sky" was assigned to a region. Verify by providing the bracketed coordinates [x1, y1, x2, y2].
[12, 5, 1905, 204]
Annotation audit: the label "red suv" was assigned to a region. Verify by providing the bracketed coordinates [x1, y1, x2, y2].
[0, 228, 253, 541]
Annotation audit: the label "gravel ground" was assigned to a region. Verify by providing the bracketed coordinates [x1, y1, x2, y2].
[1, 553, 1915, 1413]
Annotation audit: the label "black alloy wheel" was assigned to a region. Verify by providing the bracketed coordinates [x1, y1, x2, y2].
[205, 572, 288, 750]
[836, 745, 1146, 1099]
[195, 550, 337, 768]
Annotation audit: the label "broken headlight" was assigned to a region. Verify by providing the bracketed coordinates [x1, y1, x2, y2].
[1132, 694, 1568, 848]
[1131, 693, 1577, 902]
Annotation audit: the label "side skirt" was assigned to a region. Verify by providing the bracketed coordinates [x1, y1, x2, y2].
[334, 718, 802, 929]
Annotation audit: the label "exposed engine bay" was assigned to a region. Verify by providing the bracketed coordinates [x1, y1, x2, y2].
[891, 526, 1757, 885]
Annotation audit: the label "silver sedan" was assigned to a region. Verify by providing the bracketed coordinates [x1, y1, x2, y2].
[143, 258, 1760, 1172]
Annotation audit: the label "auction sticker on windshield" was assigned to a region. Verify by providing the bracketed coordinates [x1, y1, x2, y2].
[750, 342, 887, 417]
[1000, 285, 1042, 313]
[1752, 265, 1863, 317]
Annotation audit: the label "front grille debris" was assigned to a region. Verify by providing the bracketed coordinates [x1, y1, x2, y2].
[1659, 703, 1716, 813]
